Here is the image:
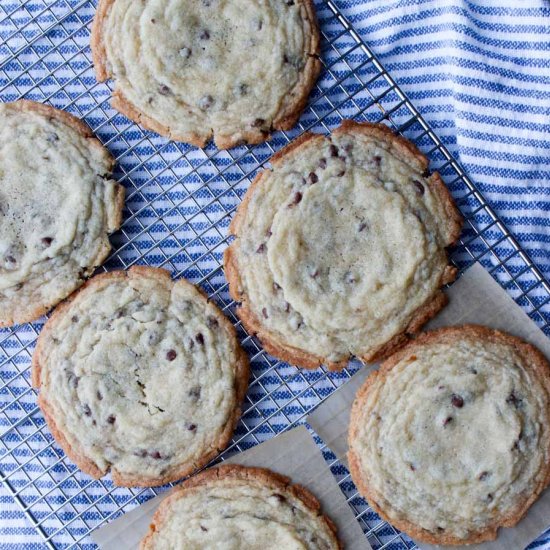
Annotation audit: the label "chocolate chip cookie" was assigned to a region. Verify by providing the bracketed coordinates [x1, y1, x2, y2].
[224, 121, 462, 370]
[140, 464, 340, 549]
[348, 325, 550, 545]
[32, 267, 249, 487]
[0, 100, 124, 327]
[91, 0, 321, 148]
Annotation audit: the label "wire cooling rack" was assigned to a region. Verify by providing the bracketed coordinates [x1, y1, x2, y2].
[1, 1, 550, 549]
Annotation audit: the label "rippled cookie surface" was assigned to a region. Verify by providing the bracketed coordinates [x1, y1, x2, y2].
[349, 325, 550, 545]
[32, 267, 249, 486]
[225, 121, 462, 369]
[141, 465, 340, 549]
[92, 0, 320, 148]
[0, 100, 124, 327]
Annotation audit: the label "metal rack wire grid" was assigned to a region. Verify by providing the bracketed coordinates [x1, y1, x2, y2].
[1, 1, 549, 549]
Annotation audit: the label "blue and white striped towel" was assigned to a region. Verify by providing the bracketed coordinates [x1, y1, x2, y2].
[337, 0, 550, 281]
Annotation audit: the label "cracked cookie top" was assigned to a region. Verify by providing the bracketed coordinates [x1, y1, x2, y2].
[32, 267, 249, 487]
[225, 121, 462, 370]
[348, 325, 550, 545]
[0, 100, 124, 327]
[91, 0, 321, 148]
[140, 464, 340, 549]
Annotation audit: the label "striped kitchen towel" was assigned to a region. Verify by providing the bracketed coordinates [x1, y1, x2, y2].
[336, 0, 550, 282]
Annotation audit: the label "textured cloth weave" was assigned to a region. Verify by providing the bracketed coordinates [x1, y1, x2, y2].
[337, 0, 550, 280]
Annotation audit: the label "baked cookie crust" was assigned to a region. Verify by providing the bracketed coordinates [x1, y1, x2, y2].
[0, 100, 124, 327]
[91, 0, 321, 148]
[225, 120, 462, 370]
[348, 324, 550, 545]
[32, 266, 249, 487]
[140, 464, 341, 549]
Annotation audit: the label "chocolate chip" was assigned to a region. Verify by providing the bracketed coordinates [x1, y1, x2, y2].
[256, 243, 266, 253]
[506, 392, 522, 408]
[422, 169, 431, 178]
[5, 255, 16, 265]
[286, 0, 295, 4]
[262, 307, 269, 319]
[188, 423, 197, 431]
[158, 84, 172, 96]
[469, 367, 478, 375]
[238, 83, 249, 96]
[198, 95, 214, 110]
[373, 155, 381, 166]
[67, 373, 79, 389]
[189, 386, 201, 400]
[283, 53, 289, 63]
[166, 349, 177, 361]
[344, 271, 357, 284]
[252, 118, 265, 128]
[329, 144, 339, 157]
[478, 471, 490, 481]
[46, 132, 59, 143]
[272, 493, 286, 502]
[308, 172, 318, 184]
[443, 416, 453, 427]
[289, 191, 302, 206]
[71, 315, 78, 323]
[273, 282, 281, 291]
[200, 525, 208, 532]
[413, 180, 425, 195]
[207, 316, 218, 328]
[318, 158, 327, 169]
[150, 18, 156, 23]
[195, 333, 205, 345]
[437, 527, 445, 533]
[150, 451, 162, 460]
[256, 19, 263, 30]
[451, 394, 464, 408]
[83, 404, 92, 417]
[179, 46, 192, 59]
[199, 29, 210, 40]
[358, 222, 367, 232]
[486, 493, 493, 502]
[337, 169, 346, 177]
[107, 415, 116, 424]
[409, 463, 416, 471]
[97, 390, 103, 401]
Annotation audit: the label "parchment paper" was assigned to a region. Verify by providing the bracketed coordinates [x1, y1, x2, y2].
[307, 262, 550, 550]
[91, 425, 370, 549]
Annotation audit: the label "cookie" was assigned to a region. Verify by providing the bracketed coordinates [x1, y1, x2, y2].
[0, 100, 124, 327]
[140, 464, 340, 549]
[224, 121, 462, 370]
[32, 267, 249, 487]
[348, 325, 550, 545]
[91, 0, 321, 148]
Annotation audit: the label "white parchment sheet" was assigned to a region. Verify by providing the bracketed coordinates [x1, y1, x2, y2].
[307, 262, 550, 550]
[91, 425, 370, 549]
